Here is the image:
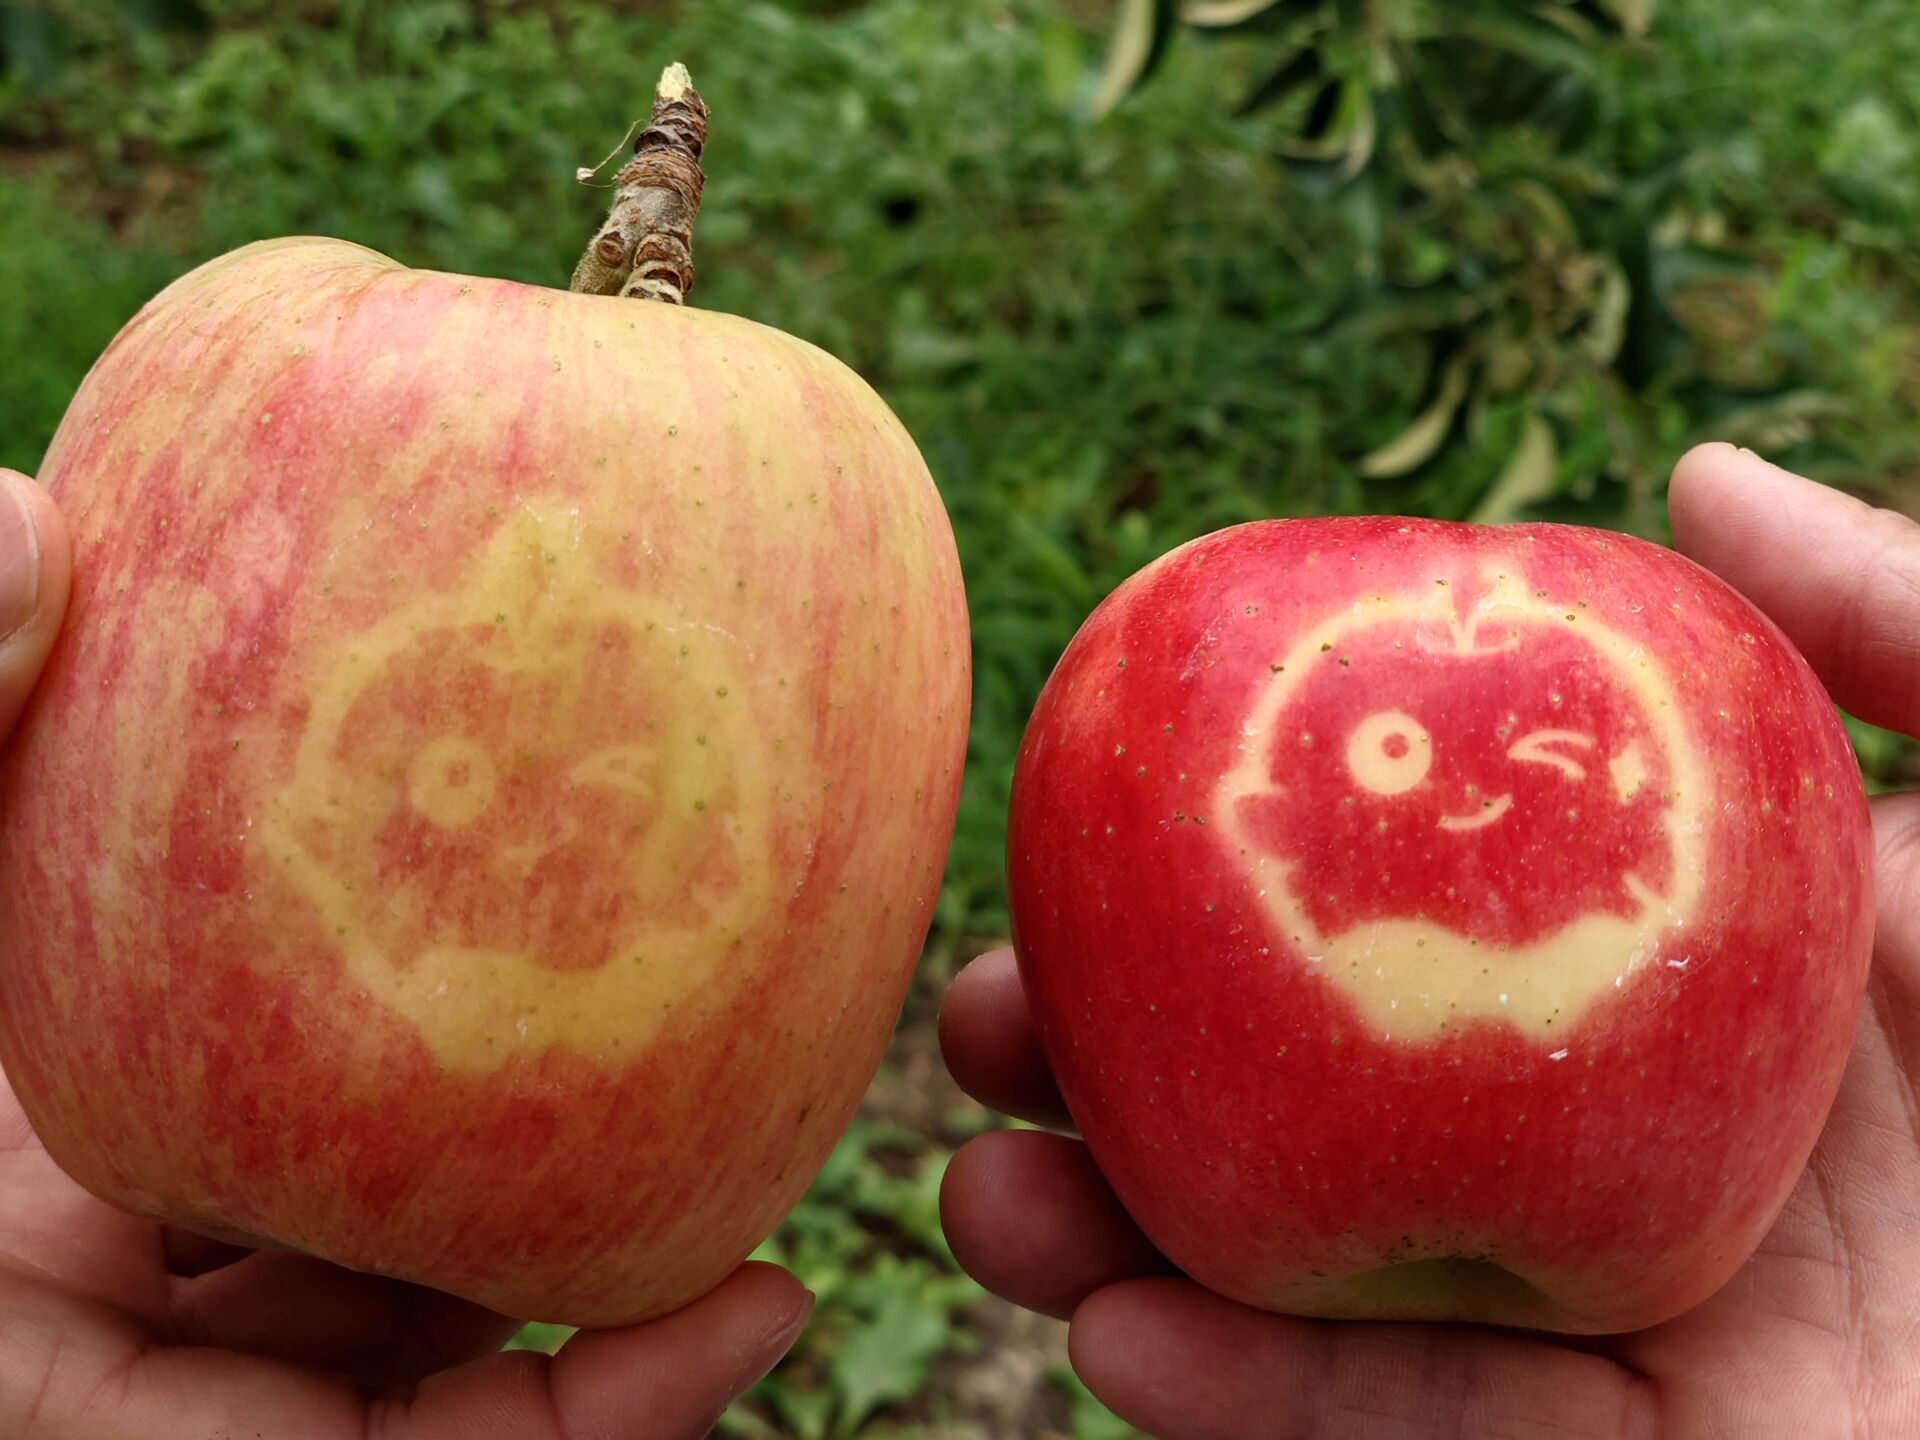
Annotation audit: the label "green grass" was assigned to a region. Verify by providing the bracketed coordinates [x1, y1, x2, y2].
[4, 0, 1919, 1430]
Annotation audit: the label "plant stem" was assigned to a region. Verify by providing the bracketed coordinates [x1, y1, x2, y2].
[570, 63, 710, 305]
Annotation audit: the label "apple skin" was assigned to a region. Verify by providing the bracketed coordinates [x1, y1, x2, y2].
[0, 238, 970, 1326]
[1007, 516, 1872, 1334]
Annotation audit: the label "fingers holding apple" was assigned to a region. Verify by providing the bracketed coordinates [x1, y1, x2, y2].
[0, 469, 70, 740]
[939, 1125, 1169, 1321]
[1669, 442, 1920, 736]
[1063, 1277, 1654, 1440]
[1670, 444, 1920, 965]
[0, 1248, 810, 1440]
[939, 948, 1172, 1318]
[938, 946, 1072, 1128]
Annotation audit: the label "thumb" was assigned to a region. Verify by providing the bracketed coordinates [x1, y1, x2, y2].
[0, 470, 71, 742]
[388, 1262, 814, 1440]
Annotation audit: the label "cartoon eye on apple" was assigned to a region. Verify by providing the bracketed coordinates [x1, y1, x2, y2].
[350, 632, 741, 973]
[262, 506, 774, 1068]
[1215, 566, 1705, 1037]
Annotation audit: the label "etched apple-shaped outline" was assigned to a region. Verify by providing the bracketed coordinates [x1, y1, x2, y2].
[1214, 563, 1706, 1039]
[260, 504, 776, 1072]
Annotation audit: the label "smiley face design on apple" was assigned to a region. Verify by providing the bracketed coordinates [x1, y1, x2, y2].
[262, 504, 774, 1071]
[1215, 565, 1705, 1038]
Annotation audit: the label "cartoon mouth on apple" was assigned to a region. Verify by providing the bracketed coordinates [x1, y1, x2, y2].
[1215, 564, 1706, 1039]
[262, 505, 775, 1072]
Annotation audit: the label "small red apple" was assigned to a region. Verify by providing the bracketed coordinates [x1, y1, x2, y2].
[0, 89, 970, 1324]
[1007, 517, 1872, 1333]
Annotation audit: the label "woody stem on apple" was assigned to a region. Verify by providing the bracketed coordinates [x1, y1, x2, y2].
[571, 63, 709, 305]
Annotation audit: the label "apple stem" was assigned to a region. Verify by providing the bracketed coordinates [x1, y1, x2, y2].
[570, 63, 709, 305]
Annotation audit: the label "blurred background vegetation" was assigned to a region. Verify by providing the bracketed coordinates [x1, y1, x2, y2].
[3, 0, 1918, 1433]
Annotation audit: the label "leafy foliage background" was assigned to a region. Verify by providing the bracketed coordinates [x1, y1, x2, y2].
[3, 0, 1918, 1432]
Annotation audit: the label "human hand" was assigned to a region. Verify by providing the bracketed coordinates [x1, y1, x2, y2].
[939, 443, 1920, 1439]
[0, 469, 812, 1440]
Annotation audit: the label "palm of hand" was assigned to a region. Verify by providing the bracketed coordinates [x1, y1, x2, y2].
[0, 1073, 525, 1436]
[940, 447, 1920, 1439]
[1632, 965, 1920, 1434]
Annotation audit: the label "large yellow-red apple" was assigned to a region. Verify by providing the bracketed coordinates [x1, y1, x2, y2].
[1007, 517, 1871, 1333]
[0, 236, 970, 1325]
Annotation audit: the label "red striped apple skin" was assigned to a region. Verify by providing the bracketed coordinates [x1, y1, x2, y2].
[0, 238, 970, 1326]
[1008, 517, 1872, 1334]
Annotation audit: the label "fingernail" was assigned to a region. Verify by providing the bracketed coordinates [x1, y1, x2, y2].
[0, 477, 41, 643]
[726, 1289, 815, 1405]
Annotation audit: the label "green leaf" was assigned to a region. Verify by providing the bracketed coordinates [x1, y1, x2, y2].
[1711, 389, 1851, 453]
[1037, 20, 1086, 106]
[828, 1262, 965, 1433]
[850, 1149, 952, 1258]
[504, 1321, 574, 1354]
[1509, 179, 1578, 250]
[758, 1377, 836, 1440]
[1846, 713, 1912, 796]
[1581, 258, 1633, 367]
[1052, 1365, 1146, 1439]
[1453, 11, 1596, 74]
[1483, 336, 1535, 396]
[1616, 227, 1683, 390]
[1235, 47, 1323, 118]
[1594, 0, 1656, 38]
[1528, 3, 1608, 45]
[1359, 351, 1473, 478]
[1009, 514, 1100, 609]
[1470, 412, 1560, 523]
[115, 0, 212, 31]
[1273, 78, 1377, 188]
[811, 1123, 877, 1195]
[0, 3, 72, 88]
[1300, 73, 1343, 141]
[1335, 90, 1378, 180]
[1093, 0, 1179, 117]
[1182, 0, 1295, 27]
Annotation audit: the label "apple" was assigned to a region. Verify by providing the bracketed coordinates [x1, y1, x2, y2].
[1006, 516, 1872, 1333]
[0, 231, 970, 1325]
